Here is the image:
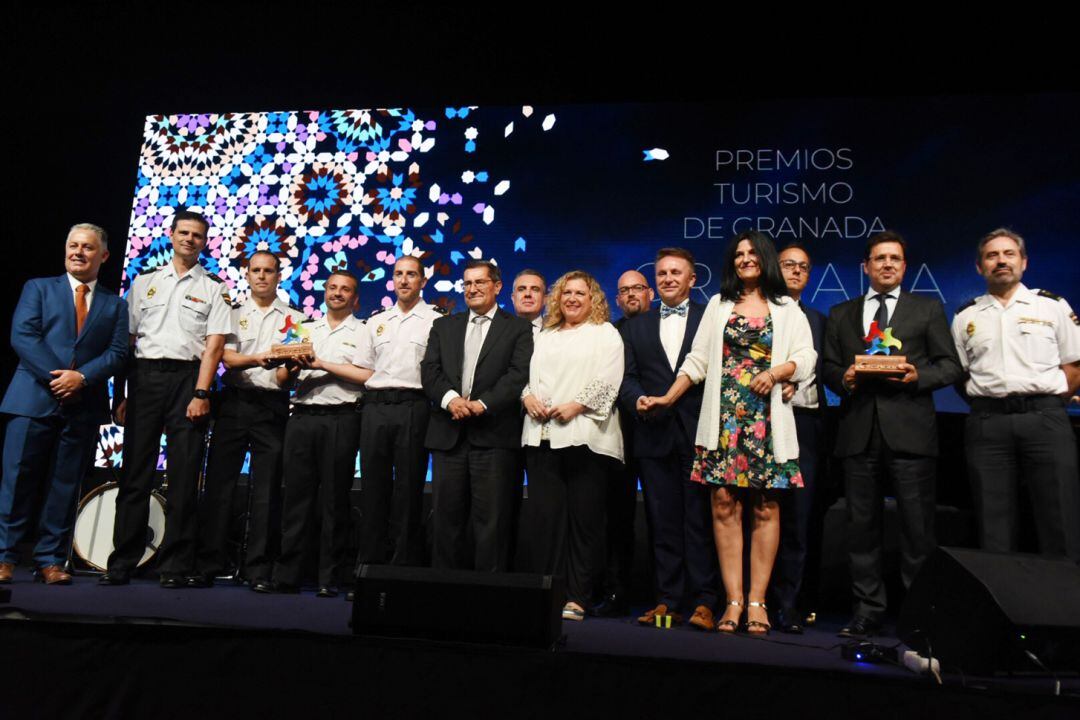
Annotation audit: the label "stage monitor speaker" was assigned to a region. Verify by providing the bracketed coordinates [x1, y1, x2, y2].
[898, 547, 1080, 675]
[351, 565, 564, 649]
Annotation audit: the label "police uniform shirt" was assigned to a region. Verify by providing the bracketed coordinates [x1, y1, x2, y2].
[352, 302, 441, 390]
[224, 296, 306, 391]
[293, 314, 365, 406]
[951, 283, 1080, 398]
[128, 263, 233, 360]
[67, 273, 98, 312]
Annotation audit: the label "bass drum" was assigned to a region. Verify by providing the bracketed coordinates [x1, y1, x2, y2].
[72, 482, 167, 571]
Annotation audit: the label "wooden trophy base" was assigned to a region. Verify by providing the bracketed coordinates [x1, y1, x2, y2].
[270, 342, 314, 360]
[854, 354, 907, 376]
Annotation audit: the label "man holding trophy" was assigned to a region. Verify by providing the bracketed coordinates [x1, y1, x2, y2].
[822, 231, 961, 638]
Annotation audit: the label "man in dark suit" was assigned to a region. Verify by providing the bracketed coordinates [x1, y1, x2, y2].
[0, 223, 128, 585]
[421, 260, 533, 571]
[619, 248, 718, 630]
[771, 242, 827, 634]
[822, 230, 962, 637]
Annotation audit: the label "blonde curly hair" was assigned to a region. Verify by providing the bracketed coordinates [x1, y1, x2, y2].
[543, 270, 611, 329]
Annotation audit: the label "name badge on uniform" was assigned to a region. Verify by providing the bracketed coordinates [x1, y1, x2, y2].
[185, 294, 206, 304]
[342, 341, 357, 349]
[1018, 317, 1053, 328]
[966, 321, 975, 337]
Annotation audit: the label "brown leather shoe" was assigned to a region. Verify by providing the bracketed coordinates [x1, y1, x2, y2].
[0, 562, 13, 583]
[637, 603, 683, 626]
[36, 565, 72, 585]
[688, 605, 716, 632]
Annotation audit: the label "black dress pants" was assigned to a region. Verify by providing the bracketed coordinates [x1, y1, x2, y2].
[431, 438, 518, 572]
[109, 359, 206, 576]
[966, 397, 1080, 560]
[771, 409, 822, 615]
[272, 404, 360, 588]
[356, 393, 430, 567]
[526, 443, 610, 608]
[195, 387, 289, 581]
[843, 416, 936, 621]
[638, 448, 718, 612]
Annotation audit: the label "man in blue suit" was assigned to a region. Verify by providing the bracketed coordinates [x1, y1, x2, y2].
[0, 223, 128, 584]
[619, 248, 718, 630]
[770, 242, 827, 633]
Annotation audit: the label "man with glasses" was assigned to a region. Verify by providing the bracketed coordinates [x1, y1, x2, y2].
[822, 231, 961, 638]
[771, 243, 827, 633]
[421, 260, 533, 571]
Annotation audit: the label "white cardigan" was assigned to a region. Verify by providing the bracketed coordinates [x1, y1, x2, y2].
[678, 295, 816, 463]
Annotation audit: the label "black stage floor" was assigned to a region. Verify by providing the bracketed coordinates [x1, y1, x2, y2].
[2, 570, 1077, 719]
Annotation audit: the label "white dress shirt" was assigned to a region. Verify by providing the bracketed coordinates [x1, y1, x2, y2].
[67, 273, 98, 312]
[352, 301, 440, 389]
[440, 305, 497, 409]
[659, 299, 689, 371]
[862, 286, 901, 334]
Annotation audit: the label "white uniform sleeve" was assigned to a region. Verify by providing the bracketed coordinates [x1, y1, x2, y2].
[950, 311, 971, 371]
[1054, 297, 1080, 365]
[127, 274, 146, 334]
[352, 321, 376, 369]
[224, 306, 242, 351]
[206, 282, 234, 337]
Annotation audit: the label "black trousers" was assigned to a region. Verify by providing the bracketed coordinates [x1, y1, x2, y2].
[356, 395, 430, 567]
[602, 456, 638, 600]
[272, 405, 360, 587]
[843, 415, 936, 621]
[431, 439, 518, 572]
[771, 409, 823, 614]
[526, 443, 610, 608]
[195, 387, 289, 581]
[109, 360, 206, 576]
[966, 398, 1080, 560]
[638, 448, 718, 612]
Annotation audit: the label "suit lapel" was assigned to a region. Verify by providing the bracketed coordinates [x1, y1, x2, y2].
[676, 303, 702, 369]
[57, 275, 77, 342]
[76, 286, 107, 345]
[475, 308, 508, 368]
[851, 295, 867, 345]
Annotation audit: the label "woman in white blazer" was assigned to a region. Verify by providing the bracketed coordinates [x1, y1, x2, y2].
[641, 231, 816, 634]
[522, 270, 623, 622]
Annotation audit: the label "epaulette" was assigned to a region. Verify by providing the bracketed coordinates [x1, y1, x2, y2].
[1037, 289, 1063, 302]
[956, 298, 977, 313]
[289, 303, 303, 314]
[231, 301, 243, 310]
[207, 274, 224, 283]
[368, 307, 386, 318]
[433, 305, 449, 315]
[300, 317, 317, 324]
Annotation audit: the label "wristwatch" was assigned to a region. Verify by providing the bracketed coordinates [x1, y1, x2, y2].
[193, 389, 210, 400]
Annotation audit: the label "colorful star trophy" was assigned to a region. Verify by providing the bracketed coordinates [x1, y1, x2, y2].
[854, 321, 906, 376]
[270, 315, 314, 360]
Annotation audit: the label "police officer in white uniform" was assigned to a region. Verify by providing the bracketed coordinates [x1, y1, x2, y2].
[952, 228, 1080, 560]
[267, 270, 365, 596]
[190, 251, 305, 588]
[103, 210, 233, 587]
[352, 255, 442, 567]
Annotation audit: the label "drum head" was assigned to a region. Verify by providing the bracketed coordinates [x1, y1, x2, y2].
[73, 483, 167, 571]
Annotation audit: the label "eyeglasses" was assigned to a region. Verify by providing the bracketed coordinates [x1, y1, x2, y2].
[867, 254, 904, 266]
[462, 279, 493, 289]
[780, 260, 810, 272]
[617, 284, 649, 295]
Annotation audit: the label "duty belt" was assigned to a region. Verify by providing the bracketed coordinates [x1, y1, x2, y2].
[363, 388, 427, 404]
[136, 358, 199, 371]
[292, 402, 359, 416]
[969, 394, 1063, 414]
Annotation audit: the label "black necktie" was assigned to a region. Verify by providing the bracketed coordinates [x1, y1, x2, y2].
[873, 293, 890, 328]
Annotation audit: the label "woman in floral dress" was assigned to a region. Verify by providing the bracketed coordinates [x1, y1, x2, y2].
[641, 231, 816, 634]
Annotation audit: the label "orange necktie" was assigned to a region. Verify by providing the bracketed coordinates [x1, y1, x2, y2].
[75, 284, 89, 336]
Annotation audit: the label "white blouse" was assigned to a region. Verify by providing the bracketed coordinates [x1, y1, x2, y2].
[521, 322, 624, 463]
[678, 295, 816, 464]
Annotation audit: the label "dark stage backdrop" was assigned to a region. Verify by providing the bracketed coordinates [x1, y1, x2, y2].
[90, 94, 1079, 468]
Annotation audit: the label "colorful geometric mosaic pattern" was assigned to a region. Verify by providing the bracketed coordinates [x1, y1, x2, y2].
[97, 105, 556, 468]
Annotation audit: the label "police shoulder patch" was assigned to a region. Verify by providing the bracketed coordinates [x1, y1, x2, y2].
[1037, 289, 1062, 301]
[956, 298, 977, 314]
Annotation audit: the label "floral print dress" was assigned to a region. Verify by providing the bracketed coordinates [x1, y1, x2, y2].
[690, 314, 803, 490]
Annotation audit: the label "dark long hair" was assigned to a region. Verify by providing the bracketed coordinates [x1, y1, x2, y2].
[719, 230, 788, 303]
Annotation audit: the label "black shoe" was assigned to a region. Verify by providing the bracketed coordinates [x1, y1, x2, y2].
[316, 586, 338, 598]
[98, 570, 131, 586]
[159, 575, 185, 589]
[775, 607, 804, 635]
[591, 593, 630, 618]
[185, 574, 214, 589]
[838, 616, 881, 638]
[251, 578, 274, 594]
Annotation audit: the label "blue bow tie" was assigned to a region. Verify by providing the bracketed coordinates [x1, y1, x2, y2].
[660, 303, 688, 319]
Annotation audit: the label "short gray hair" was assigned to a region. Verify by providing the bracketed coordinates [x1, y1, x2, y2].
[977, 227, 1026, 262]
[68, 223, 108, 251]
